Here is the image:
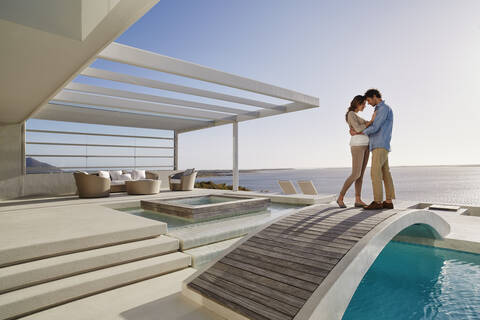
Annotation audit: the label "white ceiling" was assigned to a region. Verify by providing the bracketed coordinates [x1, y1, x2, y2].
[0, 0, 160, 125]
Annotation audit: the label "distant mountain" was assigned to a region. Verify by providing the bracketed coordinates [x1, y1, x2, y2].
[26, 157, 63, 174]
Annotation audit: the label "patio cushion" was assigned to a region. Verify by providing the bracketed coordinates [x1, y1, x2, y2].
[109, 170, 123, 180]
[98, 171, 110, 179]
[132, 169, 146, 180]
[117, 173, 132, 181]
[110, 180, 125, 185]
[170, 179, 181, 184]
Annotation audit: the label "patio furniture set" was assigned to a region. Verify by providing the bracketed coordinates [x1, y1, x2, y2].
[73, 169, 198, 198]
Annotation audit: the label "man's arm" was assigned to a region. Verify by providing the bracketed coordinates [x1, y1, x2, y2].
[363, 106, 388, 136]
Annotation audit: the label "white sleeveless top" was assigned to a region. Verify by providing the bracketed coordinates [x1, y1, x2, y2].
[350, 134, 369, 146]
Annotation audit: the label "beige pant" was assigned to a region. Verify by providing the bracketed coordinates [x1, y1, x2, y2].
[340, 146, 369, 198]
[371, 148, 396, 202]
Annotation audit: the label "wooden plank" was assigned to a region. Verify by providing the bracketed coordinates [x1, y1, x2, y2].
[272, 219, 371, 235]
[272, 223, 368, 239]
[249, 236, 343, 261]
[244, 238, 340, 265]
[221, 257, 319, 292]
[257, 230, 355, 253]
[228, 251, 326, 283]
[240, 243, 335, 271]
[267, 222, 369, 239]
[281, 216, 378, 229]
[206, 268, 305, 308]
[197, 273, 299, 317]
[260, 228, 359, 247]
[210, 262, 312, 300]
[250, 233, 346, 256]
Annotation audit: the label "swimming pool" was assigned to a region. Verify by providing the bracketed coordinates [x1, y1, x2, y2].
[117, 202, 304, 229]
[343, 241, 480, 319]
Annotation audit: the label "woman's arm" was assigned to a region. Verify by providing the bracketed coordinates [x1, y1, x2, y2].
[347, 112, 367, 132]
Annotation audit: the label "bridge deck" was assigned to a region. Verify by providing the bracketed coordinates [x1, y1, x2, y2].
[187, 206, 398, 320]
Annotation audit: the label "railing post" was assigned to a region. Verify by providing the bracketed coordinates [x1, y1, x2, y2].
[173, 131, 178, 170]
[233, 122, 239, 191]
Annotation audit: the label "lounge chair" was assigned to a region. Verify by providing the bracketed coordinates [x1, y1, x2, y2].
[278, 180, 297, 194]
[297, 180, 319, 195]
[73, 172, 110, 198]
[169, 169, 198, 191]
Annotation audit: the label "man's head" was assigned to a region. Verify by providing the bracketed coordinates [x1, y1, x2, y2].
[364, 89, 382, 106]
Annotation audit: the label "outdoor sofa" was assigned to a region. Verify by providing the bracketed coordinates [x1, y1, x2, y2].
[73, 169, 161, 198]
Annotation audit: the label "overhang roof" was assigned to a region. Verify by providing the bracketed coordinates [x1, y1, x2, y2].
[33, 42, 320, 133]
[0, 0, 160, 124]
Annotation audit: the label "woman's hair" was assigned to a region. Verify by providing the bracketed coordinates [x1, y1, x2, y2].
[345, 95, 366, 122]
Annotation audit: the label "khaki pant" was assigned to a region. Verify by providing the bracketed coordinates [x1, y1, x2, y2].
[371, 148, 396, 202]
[340, 146, 369, 197]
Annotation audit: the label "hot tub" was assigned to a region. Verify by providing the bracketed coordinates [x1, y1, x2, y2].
[140, 194, 270, 220]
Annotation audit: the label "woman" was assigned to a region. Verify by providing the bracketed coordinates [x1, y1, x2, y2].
[337, 95, 375, 208]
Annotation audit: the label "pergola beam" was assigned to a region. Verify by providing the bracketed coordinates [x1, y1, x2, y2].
[80, 67, 283, 110]
[64, 82, 249, 115]
[53, 91, 235, 121]
[98, 42, 319, 106]
[34, 103, 211, 131]
[177, 102, 314, 133]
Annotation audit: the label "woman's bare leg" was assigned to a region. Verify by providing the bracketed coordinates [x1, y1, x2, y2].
[354, 146, 370, 205]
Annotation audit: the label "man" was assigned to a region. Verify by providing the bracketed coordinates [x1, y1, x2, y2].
[351, 89, 395, 210]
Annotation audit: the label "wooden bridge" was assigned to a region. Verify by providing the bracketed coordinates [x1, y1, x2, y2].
[183, 205, 450, 320]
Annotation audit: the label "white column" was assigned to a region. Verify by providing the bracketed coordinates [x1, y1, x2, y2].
[0, 122, 25, 181]
[173, 131, 178, 170]
[232, 122, 239, 191]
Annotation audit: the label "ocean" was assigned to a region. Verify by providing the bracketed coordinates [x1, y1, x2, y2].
[197, 166, 480, 206]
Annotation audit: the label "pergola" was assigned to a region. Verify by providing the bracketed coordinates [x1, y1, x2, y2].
[32, 42, 320, 190]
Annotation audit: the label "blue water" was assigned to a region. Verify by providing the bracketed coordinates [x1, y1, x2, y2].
[343, 242, 480, 319]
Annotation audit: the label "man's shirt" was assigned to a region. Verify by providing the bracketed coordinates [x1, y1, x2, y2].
[362, 100, 393, 151]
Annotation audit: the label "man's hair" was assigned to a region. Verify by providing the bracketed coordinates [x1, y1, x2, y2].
[364, 89, 382, 99]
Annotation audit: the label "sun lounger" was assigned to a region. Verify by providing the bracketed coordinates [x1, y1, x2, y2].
[297, 180, 318, 195]
[278, 180, 298, 194]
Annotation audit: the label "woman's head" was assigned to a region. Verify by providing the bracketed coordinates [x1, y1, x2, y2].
[345, 95, 366, 122]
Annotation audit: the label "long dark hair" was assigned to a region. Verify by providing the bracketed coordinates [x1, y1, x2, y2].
[345, 95, 366, 122]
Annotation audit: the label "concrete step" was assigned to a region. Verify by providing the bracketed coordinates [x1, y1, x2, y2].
[184, 237, 243, 268]
[0, 252, 191, 320]
[20, 268, 223, 320]
[0, 236, 179, 293]
[0, 206, 168, 267]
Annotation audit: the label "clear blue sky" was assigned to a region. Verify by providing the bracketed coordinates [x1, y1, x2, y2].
[62, 0, 480, 169]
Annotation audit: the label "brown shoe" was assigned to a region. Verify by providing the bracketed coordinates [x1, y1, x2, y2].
[363, 201, 383, 210]
[383, 201, 394, 209]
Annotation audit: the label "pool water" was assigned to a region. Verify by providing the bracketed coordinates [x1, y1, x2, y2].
[164, 195, 241, 206]
[118, 202, 304, 229]
[343, 241, 480, 320]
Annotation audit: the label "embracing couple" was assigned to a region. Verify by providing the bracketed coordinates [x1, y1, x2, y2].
[337, 89, 395, 210]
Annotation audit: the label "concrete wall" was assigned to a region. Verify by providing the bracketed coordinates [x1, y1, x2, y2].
[0, 123, 25, 182]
